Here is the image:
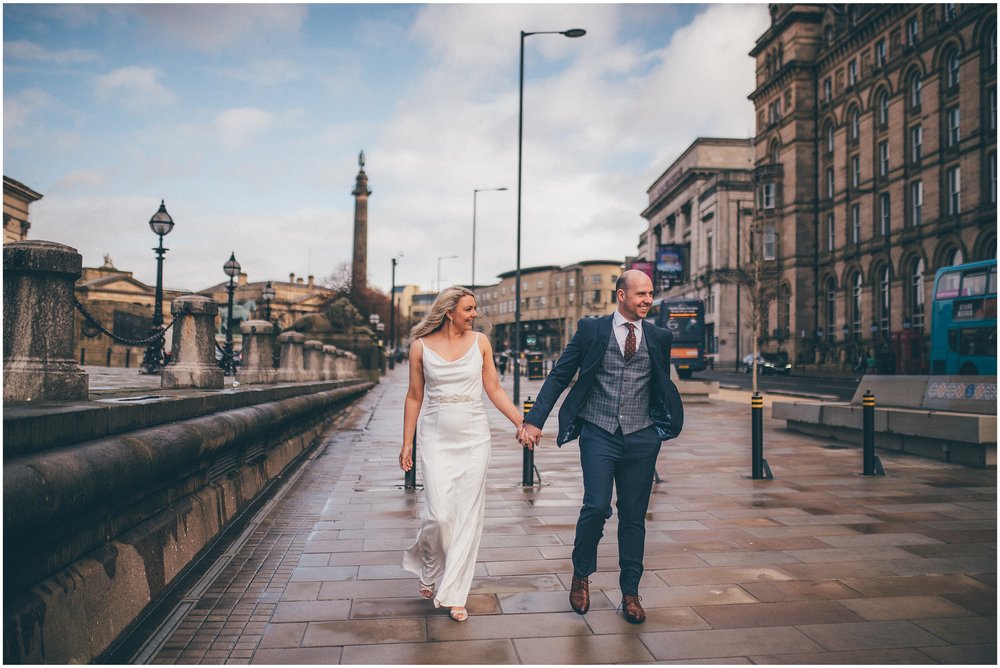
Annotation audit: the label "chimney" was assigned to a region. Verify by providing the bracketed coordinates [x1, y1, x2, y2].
[308, 275, 314, 288]
[297, 277, 304, 284]
[238, 272, 248, 286]
[289, 273, 295, 283]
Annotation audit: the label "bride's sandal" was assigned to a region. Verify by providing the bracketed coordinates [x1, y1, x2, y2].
[449, 606, 469, 622]
[419, 582, 435, 599]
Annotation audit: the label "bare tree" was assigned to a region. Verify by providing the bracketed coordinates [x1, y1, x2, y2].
[739, 216, 779, 394]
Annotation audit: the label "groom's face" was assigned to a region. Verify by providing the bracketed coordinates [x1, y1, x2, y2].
[618, 274, 654, 321]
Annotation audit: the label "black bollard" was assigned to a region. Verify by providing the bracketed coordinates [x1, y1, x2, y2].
[522, 397, 536, 486]
[751, 393, 773, 480]
[862, 390, 885, 476]
[404, 435, 417, 490]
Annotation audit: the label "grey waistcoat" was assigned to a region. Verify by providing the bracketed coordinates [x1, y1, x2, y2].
[578, 327, 654, 436]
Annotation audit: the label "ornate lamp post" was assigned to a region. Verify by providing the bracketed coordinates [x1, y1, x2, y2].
[222, 252, 241, 375]
[141, 200, 174, 374]
[389, 255, 402, 370]
[472, 187, 508, 287]
[514, 26, 585, 405]
[261, 281, 275, 322]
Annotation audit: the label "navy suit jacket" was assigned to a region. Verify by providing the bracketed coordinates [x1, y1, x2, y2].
[523, 315, 684, 446]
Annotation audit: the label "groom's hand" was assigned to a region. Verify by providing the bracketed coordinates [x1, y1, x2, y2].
[521, 423, 542, 450]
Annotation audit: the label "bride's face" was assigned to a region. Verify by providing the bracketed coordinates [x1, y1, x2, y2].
[449, 295, 478, 330]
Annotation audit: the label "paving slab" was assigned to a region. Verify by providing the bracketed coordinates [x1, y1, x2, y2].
[123, 367, 996, 664]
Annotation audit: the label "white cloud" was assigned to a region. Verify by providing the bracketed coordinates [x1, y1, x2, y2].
[213, 108, 276, 151]
[136, 4, 307, 54]
[4, 39, 99, 64]
[94, 66, 176, 111]
[216, 58, 302, 86]
[3, 88, 56, 133]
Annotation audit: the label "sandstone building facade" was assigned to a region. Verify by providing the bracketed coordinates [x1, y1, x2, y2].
[749, 3, 996, 371]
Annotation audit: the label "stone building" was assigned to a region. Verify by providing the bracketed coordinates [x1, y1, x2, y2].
[199, 272, 334, 340]
[74, 255, 189, 367]
[3, 176, 42, 244]
[638, 138, 755, 370]
[749, 3, 996, 372]
[475, 260, 623, 355]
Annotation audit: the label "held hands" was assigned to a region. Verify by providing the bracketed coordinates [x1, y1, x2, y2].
[516, 422, 543, 450]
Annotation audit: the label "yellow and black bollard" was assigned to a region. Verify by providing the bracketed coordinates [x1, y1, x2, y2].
[522, 397, 538, 486]
[404, 435, 417, 490]
[751, 393, 773, 480]
[862, 390, 886, 476]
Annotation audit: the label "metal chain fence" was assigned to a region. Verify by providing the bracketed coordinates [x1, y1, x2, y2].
[72, 296, 180, 347]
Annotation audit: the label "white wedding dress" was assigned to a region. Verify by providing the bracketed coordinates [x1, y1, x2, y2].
[403, 333, 491, 608]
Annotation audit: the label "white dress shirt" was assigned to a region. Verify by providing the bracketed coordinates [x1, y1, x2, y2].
[612, 310, 643, 357]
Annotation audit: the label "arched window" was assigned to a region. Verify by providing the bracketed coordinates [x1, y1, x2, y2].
[851, 272, 863, 338]
[770, 140, 781, 164]
[909, 71, 922, 108]
[990, 26, 997, 67]
[850, 108, 861, 141]
[946, 49, 961, 88]
[910, 257, 925, 332]
[950, 247, 964, 266]
[824, 122, 835, 153]
[878, 91, 890, 126]
[826, 277, 838, 338]
[878, 265, 890, 337]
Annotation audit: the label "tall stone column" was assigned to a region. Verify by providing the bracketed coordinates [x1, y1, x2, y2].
[235, 320, 276, 385]
[161, 295, 224, 389]
[351, 151, 371, 300]
[276, 331, 305, 382]
[3, 241, 89, 402]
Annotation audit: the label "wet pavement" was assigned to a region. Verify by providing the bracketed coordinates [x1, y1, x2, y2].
[127, 365, 996, 664]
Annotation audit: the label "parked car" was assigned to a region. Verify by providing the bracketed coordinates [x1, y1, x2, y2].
[742, 352, 792, 375]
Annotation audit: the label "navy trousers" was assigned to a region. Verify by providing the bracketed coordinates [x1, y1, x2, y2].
[572, 421, 662, 595]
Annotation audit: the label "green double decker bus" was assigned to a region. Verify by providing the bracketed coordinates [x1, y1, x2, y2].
[929, 259, 997, 376]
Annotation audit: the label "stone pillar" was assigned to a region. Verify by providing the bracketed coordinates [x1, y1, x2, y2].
[162, 295, 224, 389]
[322, 345, 339, 381]
[3, 241, 89, 402]
[346, 351, 359, 378]
[276, 331, 305, 382]
[235, 320, 276, 386]
[303, 340, 324, 381]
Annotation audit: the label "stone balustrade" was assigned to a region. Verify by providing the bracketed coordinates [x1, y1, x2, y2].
[236, 320, 277, 385]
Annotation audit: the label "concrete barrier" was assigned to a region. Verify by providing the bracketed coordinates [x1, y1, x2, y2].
[161, 295, 224, 389]
[3, 379, 374, 664]
[276, 331, 305, 382]
[235, 319, 276, 385]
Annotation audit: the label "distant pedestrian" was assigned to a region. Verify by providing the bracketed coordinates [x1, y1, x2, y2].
[498, 352, 507, 380]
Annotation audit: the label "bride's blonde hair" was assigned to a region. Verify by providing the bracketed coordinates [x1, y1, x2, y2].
[410, 286, 482, 339]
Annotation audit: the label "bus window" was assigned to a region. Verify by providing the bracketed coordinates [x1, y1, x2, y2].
[936, 272, 961, 298]
[949, 327, 997, 356]
[962, 270, 990, 297]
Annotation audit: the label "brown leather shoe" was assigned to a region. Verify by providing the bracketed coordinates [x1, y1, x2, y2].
[569, 576, 590, 614]
[622, 594, 645, 624]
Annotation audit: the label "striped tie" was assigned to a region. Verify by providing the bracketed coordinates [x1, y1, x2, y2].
[624, 322, 636, 362]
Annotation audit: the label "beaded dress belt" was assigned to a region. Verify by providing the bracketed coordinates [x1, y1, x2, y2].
[430, 394, 478, 404]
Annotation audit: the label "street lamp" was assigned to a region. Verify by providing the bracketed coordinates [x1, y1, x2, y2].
[142, 200, 174, 374]
[437, 255, 458, 293]
[261, 281, 275, 322]
[515, 27, 586, 405]
[389, 254, 402, 370]
[472, 187, 508, 287]
[222, 252, 240, 375]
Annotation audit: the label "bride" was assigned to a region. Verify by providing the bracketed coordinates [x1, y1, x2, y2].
[399, 286, 527, 622]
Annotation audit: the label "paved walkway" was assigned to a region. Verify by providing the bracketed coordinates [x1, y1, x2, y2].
[130, 366, 996, 664]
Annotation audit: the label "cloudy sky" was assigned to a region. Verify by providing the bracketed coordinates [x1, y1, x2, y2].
[4, 3, 769, 295]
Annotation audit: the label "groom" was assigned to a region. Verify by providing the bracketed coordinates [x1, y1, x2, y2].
[519, 269, 683, 624]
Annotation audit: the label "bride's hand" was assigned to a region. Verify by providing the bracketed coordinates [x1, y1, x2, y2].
[399, 443, 413, 471]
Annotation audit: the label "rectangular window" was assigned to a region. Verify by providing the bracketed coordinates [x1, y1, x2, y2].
[992, 152, 997, 204]
[590, 274, 601, 284]
[763, 224, 776, 261]
[823, 78, 832, 103]
[848, 60, 857, 86]
[851, 155, 861, 188]
[910, 124, 922, 162]
[706, 233, 713, 269]
[879, 192, 891, 236]
[875, 40, 887, 67]
[947, 165, 961, 215]
[947, 106, 961, 147]
[826, 167, 835, 199]
[907, 16, 919, 44]
[851, 204, 861, 243]
[989, 87, 996, 131]
[827, 212, 835, 251]
[592, 290, 601, 304]
[910, 180, 923, 226]
[944, 3, 956, 21]
[879, 141, 889, 176]
[762, 183, 775, 209]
